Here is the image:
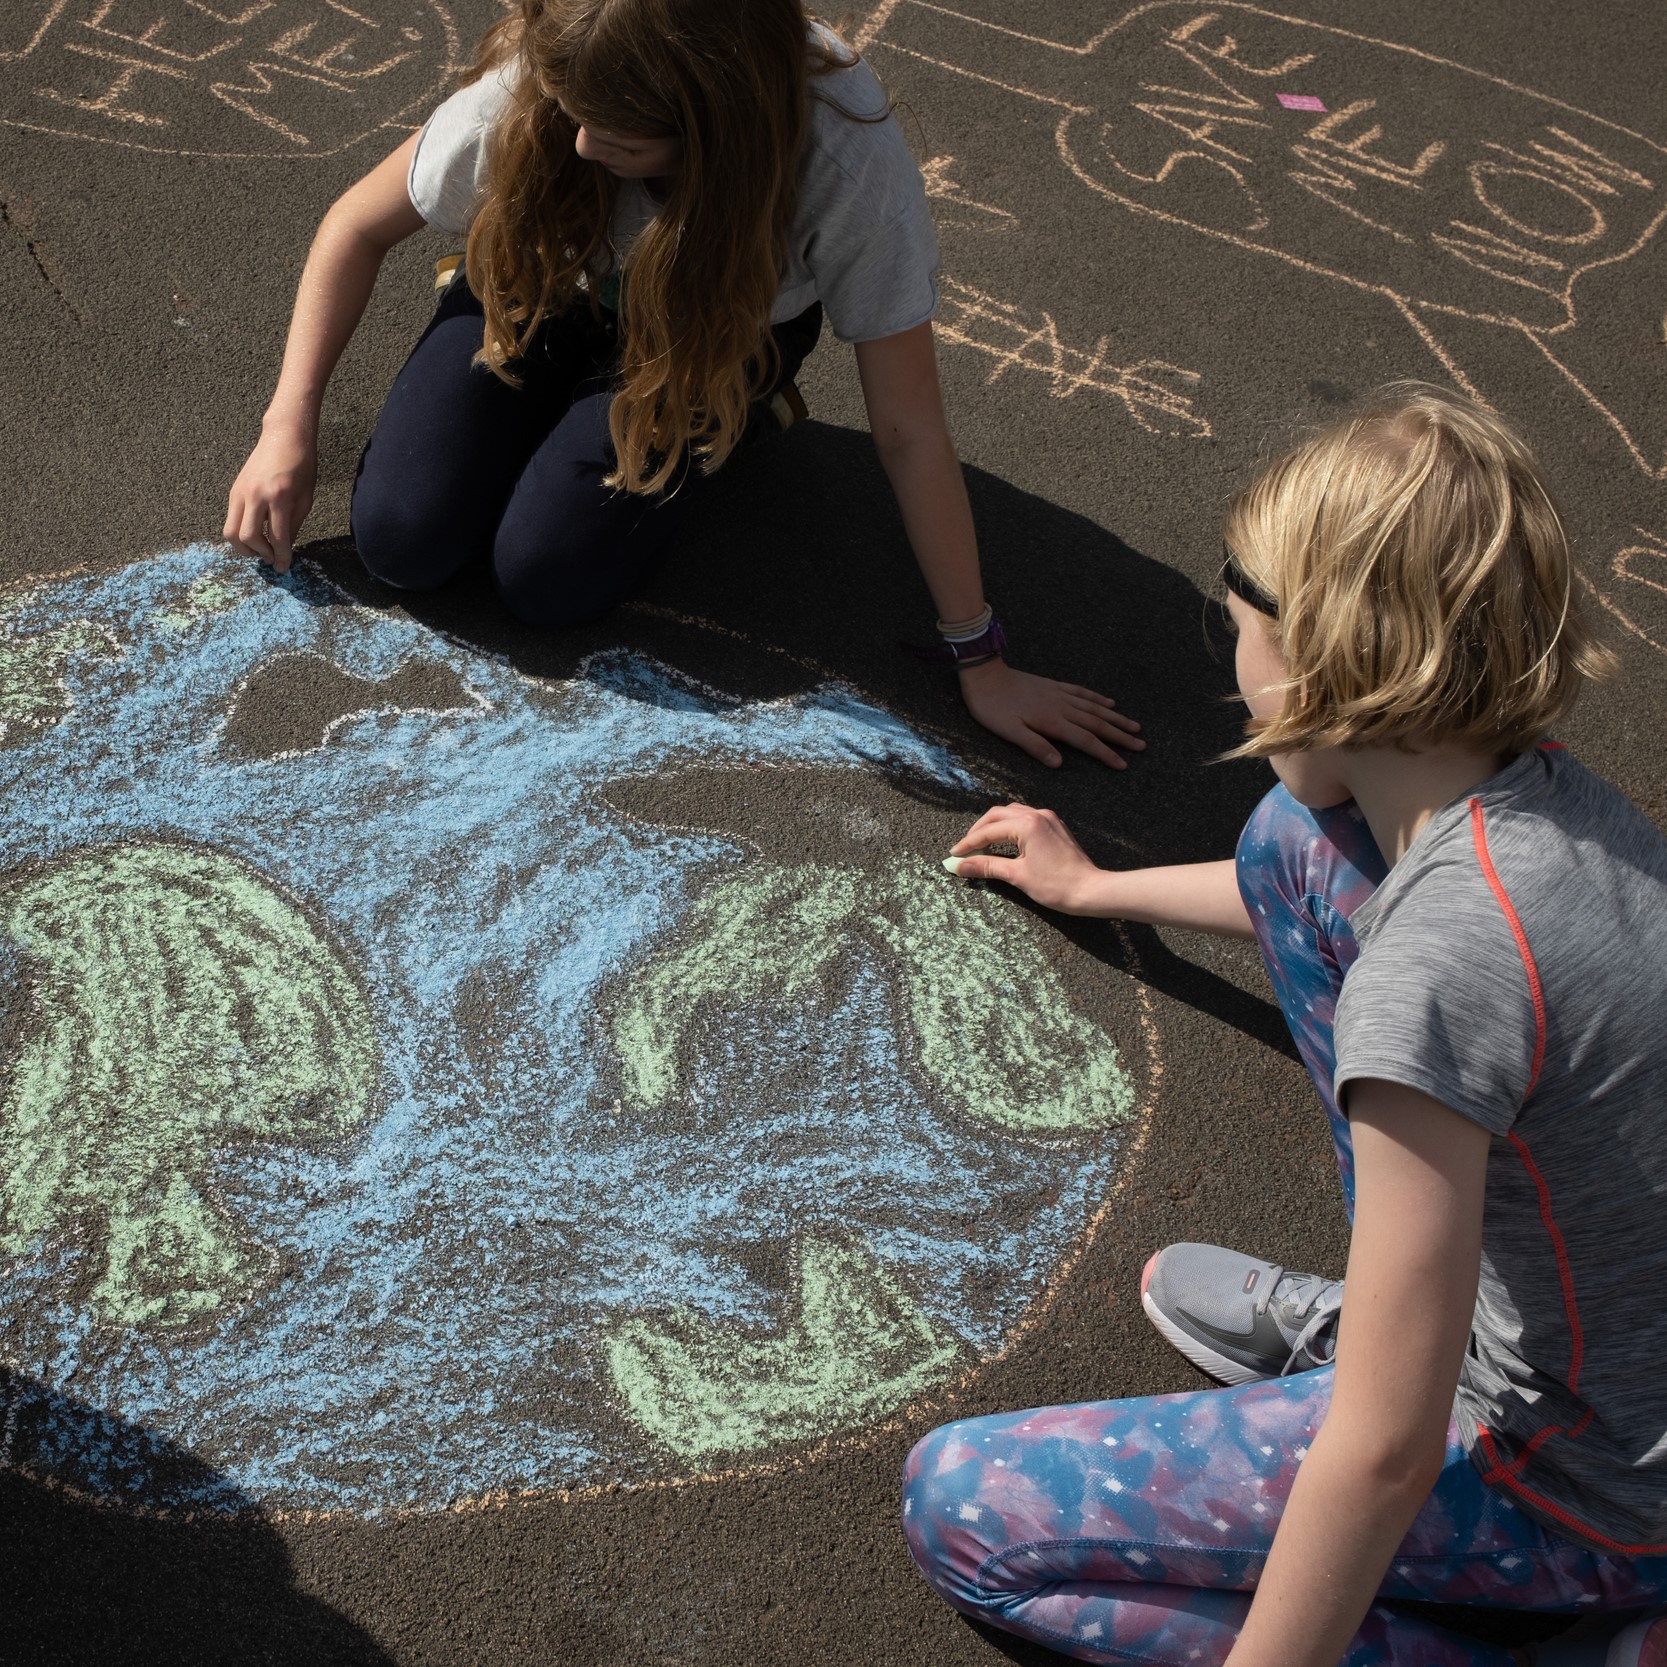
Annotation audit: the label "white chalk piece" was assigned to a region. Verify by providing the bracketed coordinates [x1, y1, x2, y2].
[942, 856, 966, 875]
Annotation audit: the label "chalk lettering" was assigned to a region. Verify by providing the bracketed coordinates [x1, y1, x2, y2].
[936, 277, 1211, 436]
[866, 1, 1667, 475]
[1, 0, 457, 156]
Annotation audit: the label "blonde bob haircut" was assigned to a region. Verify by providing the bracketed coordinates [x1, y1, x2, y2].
[1223, 383, 1616, 759]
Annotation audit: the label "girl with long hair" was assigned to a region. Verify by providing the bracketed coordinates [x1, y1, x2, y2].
[224, 0, 1143, 770]
[907, 386, 1667, 1664]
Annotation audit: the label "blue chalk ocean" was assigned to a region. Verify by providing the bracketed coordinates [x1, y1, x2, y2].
[0, 548, 1135, 1514]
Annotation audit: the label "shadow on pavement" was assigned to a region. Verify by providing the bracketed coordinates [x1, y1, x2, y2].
[293, 419, 1288, 1047]
[0, 1372, 394, 1667]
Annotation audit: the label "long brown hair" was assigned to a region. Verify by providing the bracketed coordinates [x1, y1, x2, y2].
[463, 0, 858, 495]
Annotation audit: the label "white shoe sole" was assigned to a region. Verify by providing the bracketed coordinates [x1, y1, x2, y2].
[1141, 1289, 1272, 1387]
[1607, 1616, 1667, 1667]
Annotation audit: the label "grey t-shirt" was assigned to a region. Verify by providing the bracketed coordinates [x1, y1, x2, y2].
[406, 32, 938, 343]
[1335, 745, 1667, 1552]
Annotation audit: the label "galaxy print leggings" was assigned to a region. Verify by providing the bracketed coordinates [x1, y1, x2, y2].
[902, 786, 1667, 1664]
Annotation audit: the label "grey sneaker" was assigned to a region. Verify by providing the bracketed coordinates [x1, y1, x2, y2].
[1141, 1243, 1343, 1385]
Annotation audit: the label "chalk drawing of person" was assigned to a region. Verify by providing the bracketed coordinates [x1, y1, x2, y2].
[863, 0, 1667, 480]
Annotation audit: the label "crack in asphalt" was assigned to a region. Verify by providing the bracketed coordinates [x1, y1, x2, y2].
[0, 196, 82, 325]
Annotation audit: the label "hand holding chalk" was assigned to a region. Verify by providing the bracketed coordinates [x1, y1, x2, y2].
[224, 417, 318, 575]
[944, 803, 1106, 915]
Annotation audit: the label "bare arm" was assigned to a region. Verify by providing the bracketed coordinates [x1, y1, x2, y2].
[1226, 1080, 1490, 1667]
[853, 323, 1144, 770]
[853, 320, 982, 621]
[224, 133, 427, 570]
[947, 803, 1254, 936]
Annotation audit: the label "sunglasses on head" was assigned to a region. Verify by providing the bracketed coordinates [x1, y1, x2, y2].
[1220, 546, 1280, 619]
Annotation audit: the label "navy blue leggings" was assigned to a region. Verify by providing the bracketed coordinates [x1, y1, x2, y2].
[351, 278, 822, 627]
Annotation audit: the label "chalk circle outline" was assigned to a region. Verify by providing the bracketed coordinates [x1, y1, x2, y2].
[0, 0, 461, 160]
[0, 575, 1165, 1523]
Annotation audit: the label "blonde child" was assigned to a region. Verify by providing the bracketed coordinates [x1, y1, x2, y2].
[905, 386, 1667, 1665]
[223, 0, 1141, 771]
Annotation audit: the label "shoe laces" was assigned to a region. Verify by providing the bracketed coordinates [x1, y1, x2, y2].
[1254, 1268, 1343, 1375]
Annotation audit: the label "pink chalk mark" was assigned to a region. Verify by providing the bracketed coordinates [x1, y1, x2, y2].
[1277, 93, 1328, 112]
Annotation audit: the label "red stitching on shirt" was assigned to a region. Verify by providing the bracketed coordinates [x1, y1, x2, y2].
[1469, 799, 1591, 1476]
[1502, 1131, 1585, 1397]
[1466, 776, 1660, 1553]
[1477, 1426, 1667, 1554]
[1469, 799, 1546, 1096]
[1500, 1403, 1594, 1478]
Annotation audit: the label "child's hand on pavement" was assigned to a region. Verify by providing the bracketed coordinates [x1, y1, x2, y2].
[944, 803, 1105, 914]
[956, 659, 1143, 769]
[224, 420, 318, 574]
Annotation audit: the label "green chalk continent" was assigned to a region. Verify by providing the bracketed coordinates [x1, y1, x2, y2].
[0, 619, 122, 745]
[873, 877, 1136, 1134]
[607, 1238, 962, 1461]
[608, 853, 1137, 1455]
[615, 861, 1132, 1134]
[615, 866, 859, 1107]
[0, 843, 379, 1327]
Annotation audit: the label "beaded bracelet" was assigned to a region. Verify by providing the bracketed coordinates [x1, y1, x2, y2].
[936, 604, 993, 639]
[905, 608, 1009, 669]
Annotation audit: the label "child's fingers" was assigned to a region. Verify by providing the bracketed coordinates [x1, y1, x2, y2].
[1072, 704, 1146, 749]
[1071, 697, 1142, 737]
[1062, 726, 1130, 769]
[268, 501, 294, 569]
[1014, 726, 1063, 769]
[223, 493, 258, 560]
[950, 810, 1031, 856]
[951, 807, 1007, 850]
[1064, 685, 1123, 712]
[943, 851, 1019, 883]
[234, 500, 275, 565]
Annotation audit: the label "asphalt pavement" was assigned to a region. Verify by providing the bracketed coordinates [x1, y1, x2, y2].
[2, 0, 1664, 1660]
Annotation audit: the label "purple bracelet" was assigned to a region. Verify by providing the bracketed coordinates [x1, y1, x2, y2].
[905, 616, 1008, 669]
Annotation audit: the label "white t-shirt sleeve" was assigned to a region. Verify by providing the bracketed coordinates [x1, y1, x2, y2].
[405, 42, 940, 339]
[407, 63, 518, 236]
[805, 187, 939, 343]
[795, 58, 939, 342]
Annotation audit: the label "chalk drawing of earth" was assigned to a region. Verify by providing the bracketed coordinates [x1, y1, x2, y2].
[0, 547, 1152, 1516]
